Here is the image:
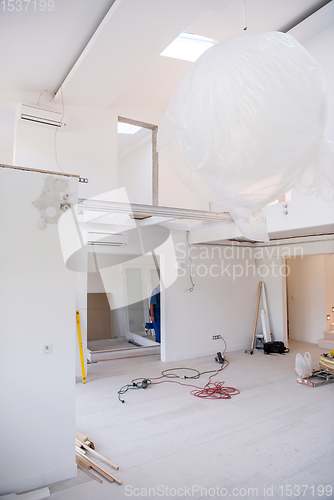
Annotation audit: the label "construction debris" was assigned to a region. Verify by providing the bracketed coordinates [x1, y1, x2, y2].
[75, 430, 95, 450]
[297, 370, 334, 387]
[76, 463, 103, 483]
[75, 431, 122, 486]
[319, 353, 334, 373]
[76, 439, 119, 470]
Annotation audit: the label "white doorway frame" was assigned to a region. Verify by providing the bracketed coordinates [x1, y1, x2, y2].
[122, 262, 159, 335]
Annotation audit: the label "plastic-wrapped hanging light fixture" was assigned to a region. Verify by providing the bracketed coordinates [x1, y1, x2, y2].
[158, 30, 334, 241]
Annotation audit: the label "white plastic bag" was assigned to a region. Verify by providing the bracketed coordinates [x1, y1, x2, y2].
[158, 31, 334, 242]
[295, 352, 312, 378]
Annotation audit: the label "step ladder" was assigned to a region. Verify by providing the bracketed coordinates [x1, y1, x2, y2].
[246, 282, 272, 354]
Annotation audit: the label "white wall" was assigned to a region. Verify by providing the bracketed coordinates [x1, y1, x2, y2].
[5, 95, 210, 211]
[13, 100, 118, 200]
[76, 272, 87, 379]
[162, 231, 285, 362]
[0, 167, 77, 494]
[0, 104, 16, 165]
[111, 105, 211, 210]
[88, 270, 106, 293]
[324, 254, 334, 330]
[163, 234, 334, 362]
[117, 136, 152, 205]
[287, 255, 326, 343]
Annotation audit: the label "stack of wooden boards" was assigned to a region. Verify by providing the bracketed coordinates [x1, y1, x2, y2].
[75, 430, 122, 485]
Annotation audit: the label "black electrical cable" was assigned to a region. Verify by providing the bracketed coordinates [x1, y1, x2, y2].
[118, 364, 229, 402]
[161, 367, 200, 379]
[118, 379, 151, 403]
[117, 337, 239, 402]
[161, 367, 223, 379]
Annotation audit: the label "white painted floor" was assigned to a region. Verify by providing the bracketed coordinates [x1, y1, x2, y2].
[50, 340, 334, 500]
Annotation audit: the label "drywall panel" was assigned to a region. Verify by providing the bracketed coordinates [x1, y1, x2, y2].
[87, 293, 113, 341]
[0, 167, 77, 494]
[287, 255, 326, 343]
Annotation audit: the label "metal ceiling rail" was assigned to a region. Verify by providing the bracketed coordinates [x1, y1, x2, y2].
[78, 198, 233, 222]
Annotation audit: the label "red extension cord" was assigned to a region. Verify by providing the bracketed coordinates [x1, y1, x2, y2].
[131, 337, 240, 400]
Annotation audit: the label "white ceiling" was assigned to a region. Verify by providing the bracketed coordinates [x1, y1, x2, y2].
[0, 0, 332, 111]
[0, 0, 116, 93]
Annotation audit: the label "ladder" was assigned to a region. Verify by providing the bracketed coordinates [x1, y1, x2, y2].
[246, 282, 272, 354]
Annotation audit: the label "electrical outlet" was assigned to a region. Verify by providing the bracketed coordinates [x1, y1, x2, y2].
[212, 335, 221, 340]
[42, 344, 53, 354]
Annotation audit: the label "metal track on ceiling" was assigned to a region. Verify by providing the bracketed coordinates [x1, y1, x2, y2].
[78, 198, 233, 222]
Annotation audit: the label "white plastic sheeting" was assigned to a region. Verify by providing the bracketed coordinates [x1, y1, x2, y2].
[158, 31, 334, 241]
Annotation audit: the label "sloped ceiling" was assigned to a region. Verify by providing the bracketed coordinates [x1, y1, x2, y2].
[0, 0, 332, 110]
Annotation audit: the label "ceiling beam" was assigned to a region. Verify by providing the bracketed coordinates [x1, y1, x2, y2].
[282, 0, 332, 34]
[53, 0, 122, 102]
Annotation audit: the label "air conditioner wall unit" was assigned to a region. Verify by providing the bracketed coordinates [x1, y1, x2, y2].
[19, 103, 69, 129]
[87, 232, 129, 247]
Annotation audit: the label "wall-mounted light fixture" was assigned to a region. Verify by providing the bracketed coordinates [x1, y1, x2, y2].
[327, 315, 331, 320]
[332, 307, 334, 312]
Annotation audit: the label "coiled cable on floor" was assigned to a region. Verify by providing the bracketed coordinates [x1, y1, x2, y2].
[118, 337, 239, 402]
[118, 379, 151, 403]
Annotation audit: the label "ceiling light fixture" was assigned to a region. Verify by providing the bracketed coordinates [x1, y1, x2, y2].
[160, 32, 218, 62]
[117, 122, 142, 134]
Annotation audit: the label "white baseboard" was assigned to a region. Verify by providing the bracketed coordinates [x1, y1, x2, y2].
[0, 464, 76, 496]
[167, 344, 252, 362]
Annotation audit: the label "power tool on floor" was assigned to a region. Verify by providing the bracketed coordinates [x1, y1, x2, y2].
[215, 352, 225, 364]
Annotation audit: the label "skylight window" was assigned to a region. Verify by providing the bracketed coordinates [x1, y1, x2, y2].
[160, 32, 218, 62]
[117, 122, 142, 134]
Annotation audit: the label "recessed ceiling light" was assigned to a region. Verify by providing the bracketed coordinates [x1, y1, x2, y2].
[118, 122, 142, 134]
[160, 32, 218, 62]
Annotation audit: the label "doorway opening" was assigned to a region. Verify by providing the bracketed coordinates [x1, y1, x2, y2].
[286, 254, 334, 348]
[86, 255, 161, 362]
[117, 116, 158, 206]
